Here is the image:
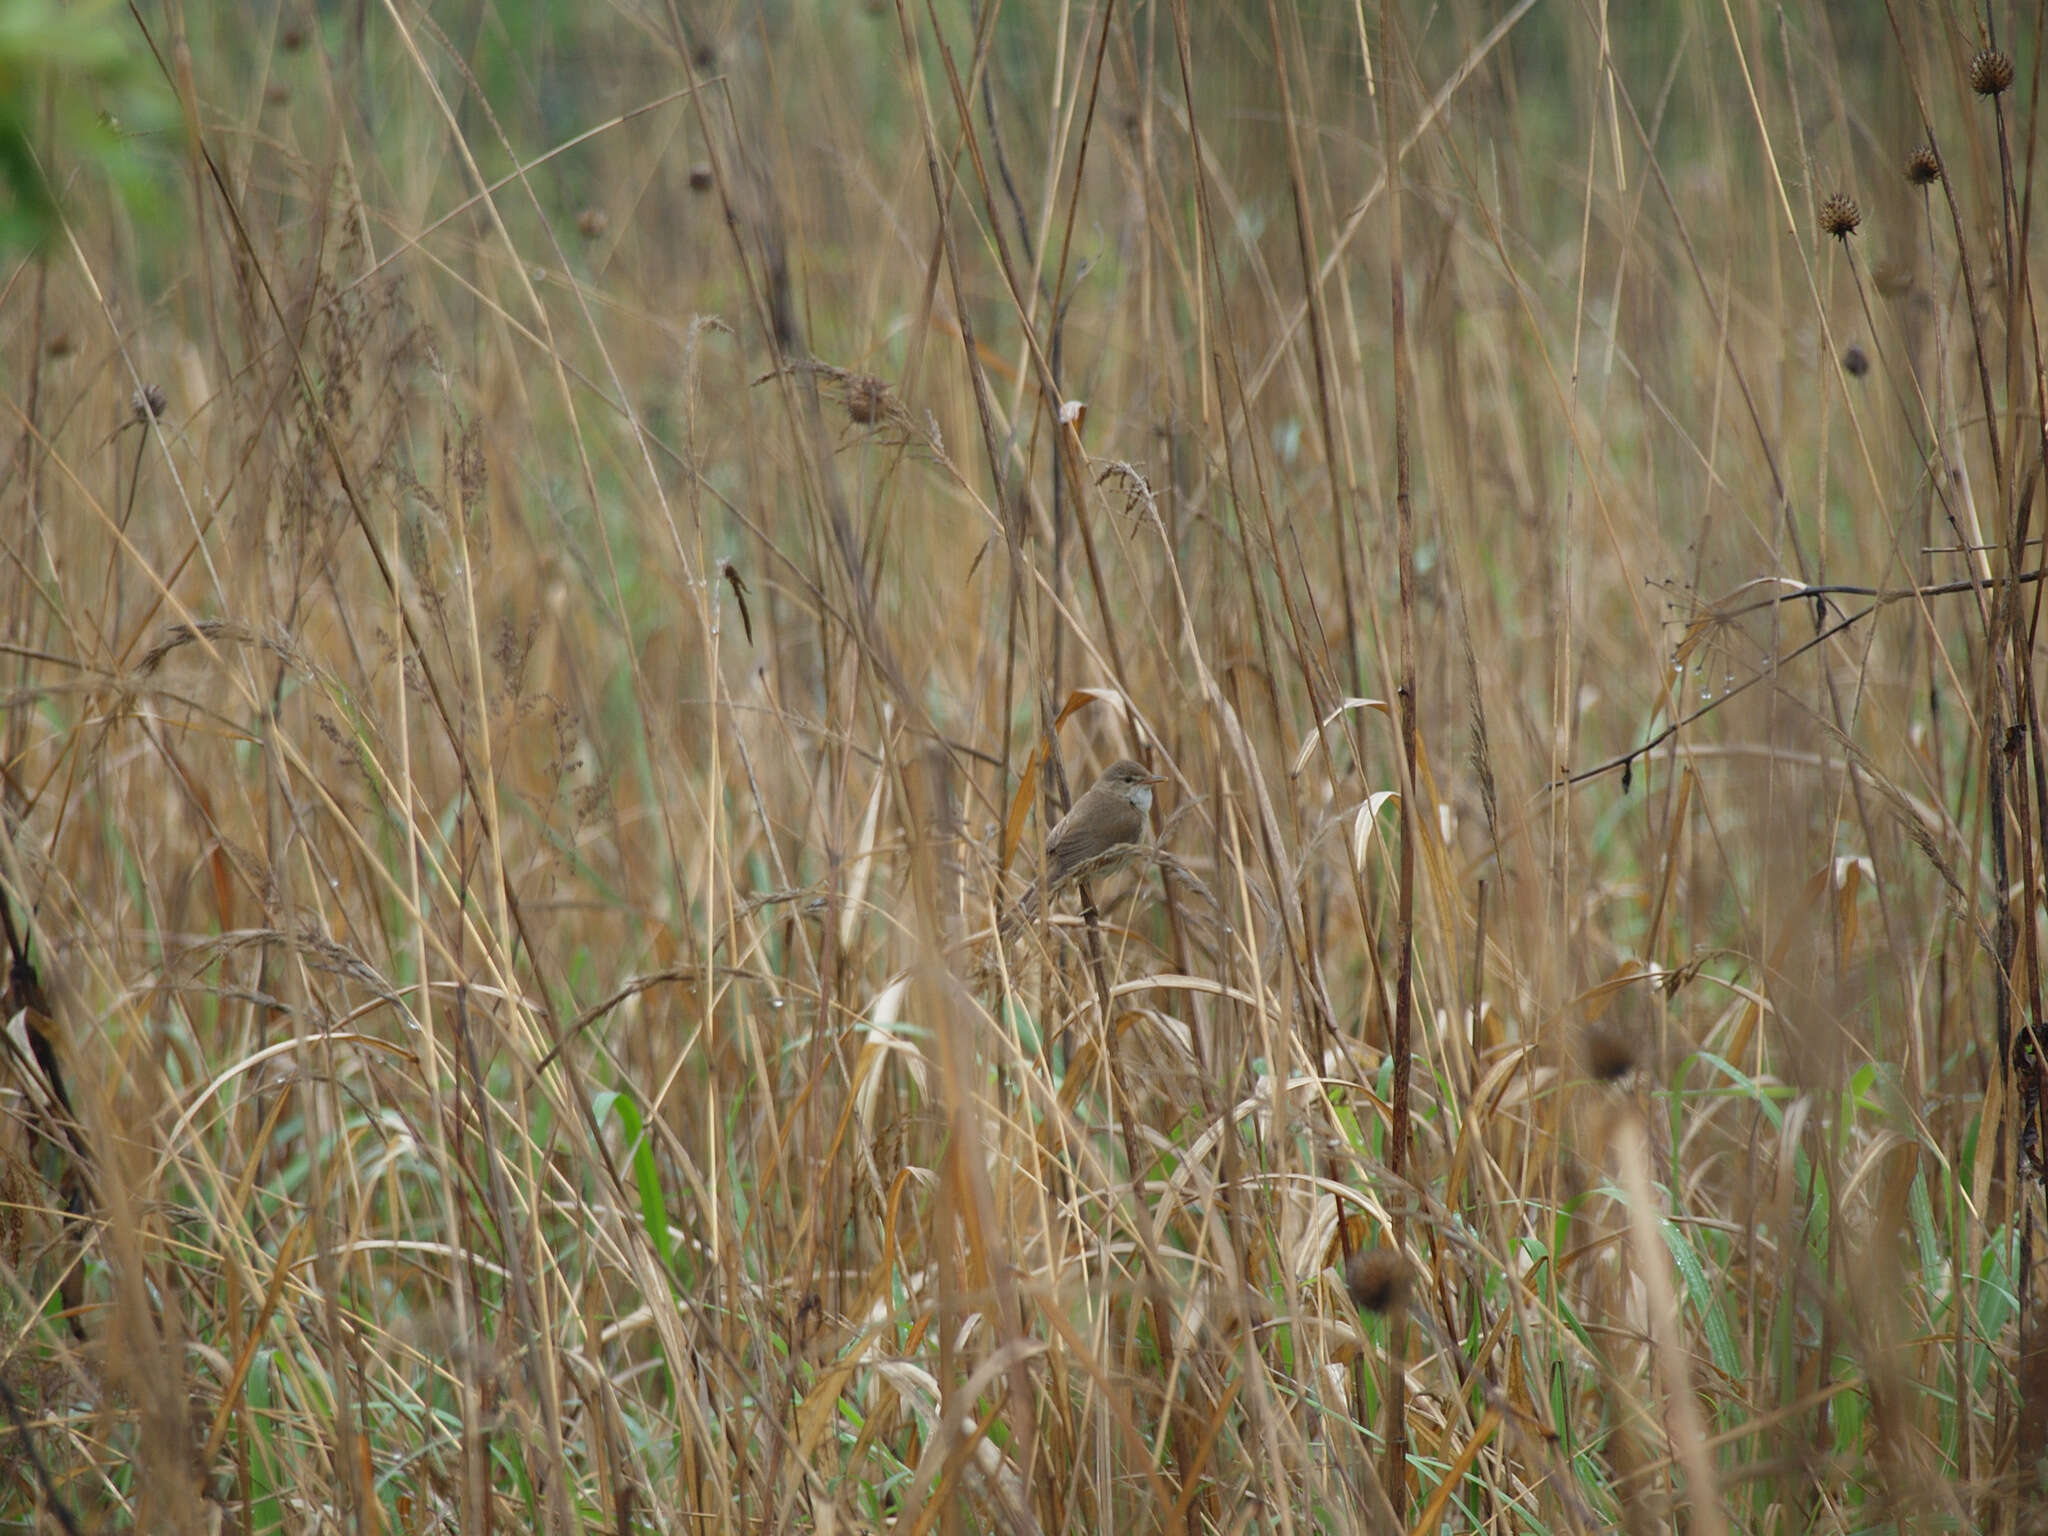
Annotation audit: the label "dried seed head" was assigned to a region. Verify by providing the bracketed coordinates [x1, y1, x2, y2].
[688, 164, 714, 193]
[280, 21, 307, 51]
[846, 374, 889, 425]
[45, 332, 72, 359]
[575, 207, 609, 240]
[264, 83, 290, 107]
[1585, 1020, 1638, 1084]
[1969, 48, 2014, 96]
[132, 383, 168, 422]
[1344, 1248, 1410, 1315]
[1843, 344, 1870, 378]
[1904, 146, 1941, 185]
[1818, 193, 1861, 241]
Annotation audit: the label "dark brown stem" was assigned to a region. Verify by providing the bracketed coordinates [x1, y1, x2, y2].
[1381, 2, 1416, 1516]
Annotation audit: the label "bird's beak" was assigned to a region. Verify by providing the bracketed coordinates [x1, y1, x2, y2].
[1145, 772, 1167, 785]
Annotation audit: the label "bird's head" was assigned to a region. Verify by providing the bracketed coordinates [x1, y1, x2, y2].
[1099, 759, 1166, 812]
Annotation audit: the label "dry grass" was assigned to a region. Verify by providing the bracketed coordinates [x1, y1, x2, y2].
[2, 2, 2044, 1532]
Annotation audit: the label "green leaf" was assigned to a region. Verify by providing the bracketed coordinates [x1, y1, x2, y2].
[598, 1090, 671, 1268]
[1663, 1216, 1742, 1385]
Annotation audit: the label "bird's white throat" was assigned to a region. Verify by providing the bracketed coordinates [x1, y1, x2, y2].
[1125, 784, 1154, 813]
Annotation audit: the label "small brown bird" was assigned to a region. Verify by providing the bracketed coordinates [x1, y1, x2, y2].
[1025, 759, 1165, 911]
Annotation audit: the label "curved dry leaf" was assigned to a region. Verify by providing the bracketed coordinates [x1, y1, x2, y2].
[839, 766, 890, 950]
[1291, 1174, 1394, 1283]
[1581, 959, 1647, 1024]
[1348, 789, 1402, 874]
[1290, 695, 1390, 777]
[850, 975, 929, 1198]
[1108, 972, 1273, 1013]
[1470, 1043, 1542, 1117]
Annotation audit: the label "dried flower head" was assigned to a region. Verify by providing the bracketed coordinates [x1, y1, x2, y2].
[1585, 1020, 1638, 1084]
[1842, 344, 1870, 378]
[1969, 48, 2014, 96]
[279, 21, 307, 51]
[755, 359, 918, 444]
[1904, 146, 1941, 185]
[845, 374, 890, 425]
[45, 332, 72, 360]
[132, 383, 168, 422]
[1818, 193, 1861, 241]
[575, 207, 609, 240]
[1344, 1248, 1410, 1315]
[688, 164, 714, 193]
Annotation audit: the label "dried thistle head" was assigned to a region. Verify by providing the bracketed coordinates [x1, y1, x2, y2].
[1904, 146, 1941, 185]
[1969, 47, 2014, 96]
[1818, 193, 1861, 241]
[1842, 344, 1870, 378]
[754, 360, 914, 443]
[1344, 1248, 1410, 1315]
[132, 383, 168, 422]
[845, 374, 889, 425]
[688, 164, 714, 193]
[575, 207, 609, 240]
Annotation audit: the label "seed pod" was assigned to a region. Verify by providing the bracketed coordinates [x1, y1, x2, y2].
[1969, 48, 2014, 97]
